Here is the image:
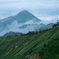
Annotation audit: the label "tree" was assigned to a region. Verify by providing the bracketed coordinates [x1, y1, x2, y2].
[53, 24, 56, 27]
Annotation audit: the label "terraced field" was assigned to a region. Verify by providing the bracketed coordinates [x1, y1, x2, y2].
[0, 27, 59, 59]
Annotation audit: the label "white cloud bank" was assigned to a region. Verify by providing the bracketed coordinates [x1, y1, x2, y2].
[0, 14, 59, 36]
[0, 0, 59, 20]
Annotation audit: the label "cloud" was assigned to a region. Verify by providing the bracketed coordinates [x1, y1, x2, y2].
[39, 14, 59, 24]
[0, 0, 59, 20]
[0, 14, 59, 36]
[0, 19, 41, 36]
[0, 0, 59, 9]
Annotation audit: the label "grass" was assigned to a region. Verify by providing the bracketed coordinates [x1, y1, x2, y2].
[0, 27, 59, 59]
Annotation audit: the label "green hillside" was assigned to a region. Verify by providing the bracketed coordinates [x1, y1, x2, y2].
[39, 35, 59, 59]
[0, 27, 59, 59]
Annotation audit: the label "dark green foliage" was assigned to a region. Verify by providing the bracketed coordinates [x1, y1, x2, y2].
[0, 27, 59, 59]
[53, 24, 59, 28]
[43, 44, 46, 47]
[40, 37, 59, 59]
[53, 24, 56, 27]
[27, 31, 35, 35]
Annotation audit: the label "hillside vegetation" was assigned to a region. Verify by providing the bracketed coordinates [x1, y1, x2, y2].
[0, 27, 59, 59]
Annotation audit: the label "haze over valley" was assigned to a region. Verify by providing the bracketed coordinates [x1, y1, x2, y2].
[0, 10, 59, 37]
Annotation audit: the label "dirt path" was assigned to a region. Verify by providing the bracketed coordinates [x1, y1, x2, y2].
[1, 48, 12, 59]
[29, 53, 42, 59]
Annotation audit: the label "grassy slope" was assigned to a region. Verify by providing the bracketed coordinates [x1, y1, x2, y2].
[0, 27, 59, 59]
[29, 36, 59, 59]
[39, 35, 59, 59]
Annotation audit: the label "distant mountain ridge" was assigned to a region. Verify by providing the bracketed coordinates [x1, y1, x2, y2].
[19, 24, 45, 29]
[2, 32, 22, 37]
[0, 10, 41, 30]
[15, 10, 41, 23]
[0, 10, 40, 24]
[0, 10, 41, 36]
[0, 10, 56, 37]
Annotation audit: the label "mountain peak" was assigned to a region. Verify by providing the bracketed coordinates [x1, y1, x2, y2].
[20, 10, 29, 12]
[16, 10, 31, 16]
[15, 10, 41, 23]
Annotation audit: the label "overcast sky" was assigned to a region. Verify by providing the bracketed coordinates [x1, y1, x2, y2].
[0, 0, 59, 21]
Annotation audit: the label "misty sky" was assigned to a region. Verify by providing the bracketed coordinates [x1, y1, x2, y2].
[0, 0, 59, 21]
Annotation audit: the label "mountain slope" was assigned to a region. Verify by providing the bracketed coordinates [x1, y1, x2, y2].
[0, 27, 59, 59]
[0, 10, 40, 25]
[29, 36, 59, 59]
[15, 10, 40, 23]
[39, 23, 54, 30]
[19, 24, 45, 31]
[0, 10, 41, 36]
[39, 36, 59, 59]
[2, 32, 22, 37]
